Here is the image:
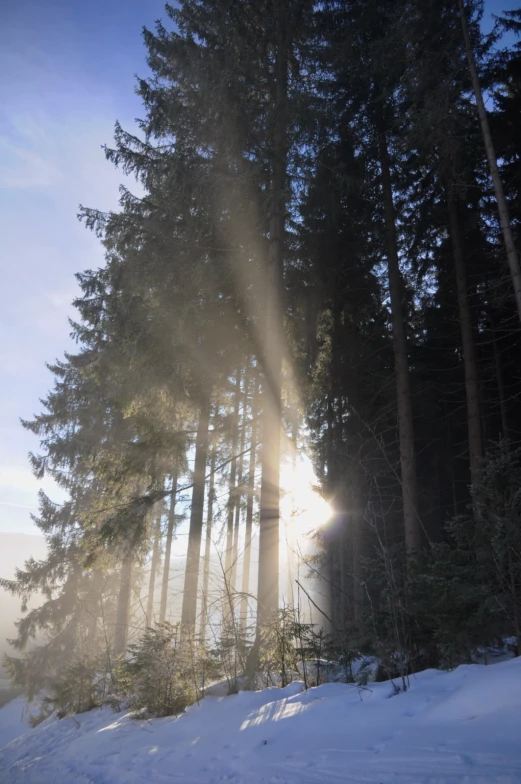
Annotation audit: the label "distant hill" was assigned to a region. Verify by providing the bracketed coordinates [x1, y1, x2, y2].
[0, 533, 47, 679]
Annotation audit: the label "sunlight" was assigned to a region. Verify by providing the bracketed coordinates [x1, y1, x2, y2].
[279, 451, 332, 611]
[280, 452, 332, 542]
[239, 698, 308, 730]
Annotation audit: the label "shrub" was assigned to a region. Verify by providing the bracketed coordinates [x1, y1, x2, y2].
[113, 623, 197, 718]
[4, 648, 112, 725]
[257, 607, 317, 688]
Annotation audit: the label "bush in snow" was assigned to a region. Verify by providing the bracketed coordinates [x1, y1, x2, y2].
[347, 447, 521, 678]
[448, 443, 521, 656]
[5, 645, 113, 726]
[112, 622, 214, 718]
[257, 606, 325, 689]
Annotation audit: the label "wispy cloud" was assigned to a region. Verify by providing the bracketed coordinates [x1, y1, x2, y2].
[0, 501, 38, 510]
[0, 137, 63, 189]
[0, 18, 140, 534]
[0, 464, 64, 501]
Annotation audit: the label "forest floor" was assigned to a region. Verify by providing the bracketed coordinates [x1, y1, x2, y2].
[0, 656, 520, 783]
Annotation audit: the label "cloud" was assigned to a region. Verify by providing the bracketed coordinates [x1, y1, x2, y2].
[0, 137, 63, 189]
[0, 1, 157, 535]
[0, 31, 137, 535]
[0, 464, 65, 504]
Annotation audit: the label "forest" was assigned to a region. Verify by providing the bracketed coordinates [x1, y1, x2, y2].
[2, 0, 521, 722]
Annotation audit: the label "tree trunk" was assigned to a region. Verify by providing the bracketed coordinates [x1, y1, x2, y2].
[457, 0, 521, 322]
[231, 371, 249, 594]
[159, 472, 178, 623]
[325, 392, 340, 627]
[225, 369, 241, 600]
[351, 477, 364, 625]
[240, 374, 260, 637]
[199, 445, 217, 639]
[286, 400, 298, 604]
[492, 326, 510, 446]
[146, 512, 162, 627]
[181, 401, 210, 635]
[378, 119, 422, 551]
[114, 556, 132, 656]
[256, 7, 288, 630]
[447, 195, 484, 484]
[446, 414, 459, 517]
[508, 545, 520, 657]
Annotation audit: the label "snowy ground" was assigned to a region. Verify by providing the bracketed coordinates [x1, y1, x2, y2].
[0, 696, 29, 749]
[1, 657, 521, 783]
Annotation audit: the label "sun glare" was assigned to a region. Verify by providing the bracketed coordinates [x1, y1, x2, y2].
[280, 453, 332, 541]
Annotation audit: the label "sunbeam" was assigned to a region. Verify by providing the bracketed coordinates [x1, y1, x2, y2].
[280, 452, 332, 541]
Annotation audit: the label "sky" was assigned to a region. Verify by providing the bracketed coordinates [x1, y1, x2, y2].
[0, 0, 519, 537]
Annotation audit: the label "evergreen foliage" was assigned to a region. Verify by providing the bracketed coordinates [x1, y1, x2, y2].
[3, 0, 521, 718]
[112, 623, 212, 718]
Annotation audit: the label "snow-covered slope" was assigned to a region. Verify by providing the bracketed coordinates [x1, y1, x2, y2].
[1, 657, 521, 783]
[0, 697, 29, 749]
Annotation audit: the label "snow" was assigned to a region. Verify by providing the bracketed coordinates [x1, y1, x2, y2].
[0, 696, 31, 749]
[1, 658, 521, 783]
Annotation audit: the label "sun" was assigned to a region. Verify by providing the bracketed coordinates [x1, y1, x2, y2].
[280, 452, 332, 541]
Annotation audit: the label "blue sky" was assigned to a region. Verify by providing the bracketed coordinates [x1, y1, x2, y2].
[0, 0, 163, 534]
[0, 0, 519, 535]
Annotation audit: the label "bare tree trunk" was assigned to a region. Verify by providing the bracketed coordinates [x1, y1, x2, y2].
[240, 375, 260, 636]
[351, 477, 364, 625]
[159, 472, 178, 623]
[146, 512, 162, 627]
[508, 545, 520, 657]
[287, 399, 298, 602]
[231, 371, 249, 594]
[114, 556, 132, 656]
[492, 326, 510, 446]
[457, 0, 521, 322]
[338, 518, 347, 626]
[225, 369, 241, 596]
[256, 6, 288, 633]
[325, 392, 340, 626]
[378, 119, 422, 551]
[199, 445, 217, 639]
[446, 414, 459, 517]
[181, 401, 210, 634]
[448, 195, 484, 483]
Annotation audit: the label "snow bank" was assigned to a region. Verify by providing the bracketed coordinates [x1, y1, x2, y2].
[1, 658, 521, 783]
[0, 697, 30, 749]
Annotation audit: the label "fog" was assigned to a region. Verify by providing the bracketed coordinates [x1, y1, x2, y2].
[0, 533, 46, 679]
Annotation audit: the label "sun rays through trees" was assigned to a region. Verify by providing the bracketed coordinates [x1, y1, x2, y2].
[3, 0, 521, 721]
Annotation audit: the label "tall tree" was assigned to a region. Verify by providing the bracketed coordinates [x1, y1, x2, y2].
[458, 0, 521, 321]
[114, 557, 133, 656]
[181, 402, 211, 634]
[447, 195, 484, 482]
[377, 114, 422, 551]
[255, 2, 289, 628]
[200, 444, 217, 638]
[240, 374, 260, 635]
[146, 511, 162, 627]
[159, 473, 178, 624]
